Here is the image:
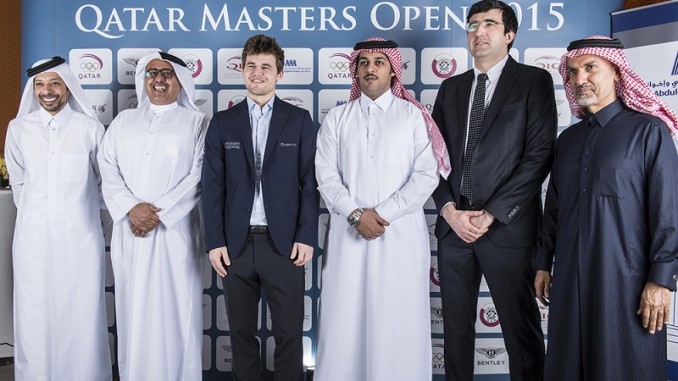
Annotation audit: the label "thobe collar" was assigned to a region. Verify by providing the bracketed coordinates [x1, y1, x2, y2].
[588, 99, 624, 128]
[359, 89, 394, 115]
[149, 101, 179, 113]
[39, 103, 73, 129]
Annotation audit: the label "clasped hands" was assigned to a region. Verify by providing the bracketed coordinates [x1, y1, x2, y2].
[354, 208, 390, 241]
[441, 203, 494, 244]
[128, 202, 161, 237]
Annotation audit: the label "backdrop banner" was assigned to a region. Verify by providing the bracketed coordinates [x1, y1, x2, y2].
[20, 0, 641, 379]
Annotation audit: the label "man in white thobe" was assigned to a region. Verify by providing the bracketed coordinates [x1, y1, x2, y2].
[98, 51, 208, 381]
[314, 38, 449, 381]
[5, 56, 112, 381]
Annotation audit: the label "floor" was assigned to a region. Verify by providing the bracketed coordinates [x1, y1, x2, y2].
[0, 358, 13, 381]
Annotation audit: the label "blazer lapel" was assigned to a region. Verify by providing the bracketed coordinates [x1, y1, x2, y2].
[233, 101, 255, 171]
[263, 96, 288, 168]
[479, 56, 517, 141]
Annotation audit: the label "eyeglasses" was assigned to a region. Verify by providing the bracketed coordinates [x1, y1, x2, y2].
[145, 68, 176, 79]
[465, 19, 504, 32]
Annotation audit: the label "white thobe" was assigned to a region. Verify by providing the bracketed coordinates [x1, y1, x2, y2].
[314, 91, 438, 381]
[5, 105, 112, 381]
[97, 103, 208, 381]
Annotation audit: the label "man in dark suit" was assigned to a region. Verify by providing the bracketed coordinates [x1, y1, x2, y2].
[201, 34, 318, 381]
[431, 1, 557, 380]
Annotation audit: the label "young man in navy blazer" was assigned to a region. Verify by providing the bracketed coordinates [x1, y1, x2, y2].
[201, 34, 318, 381]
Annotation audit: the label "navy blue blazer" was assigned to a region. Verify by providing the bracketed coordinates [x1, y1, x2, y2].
[201, 96, 319, 257]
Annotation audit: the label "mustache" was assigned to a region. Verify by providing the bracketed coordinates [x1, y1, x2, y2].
[575, 83, 595, 94]
[363, 74, 378, 80]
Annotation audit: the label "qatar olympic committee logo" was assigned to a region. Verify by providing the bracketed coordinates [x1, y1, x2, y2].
[78, 54, 103, 79]
[329, 53, 351, 73]
[432, 343, 445, 368]
[432, 54, 457, 79]
[479, 303, 500, 327]
[182, 54, 203, 78]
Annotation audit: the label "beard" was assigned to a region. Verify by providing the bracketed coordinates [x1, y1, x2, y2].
[38, 93, 67, 113]
[575, 84, 597, 108]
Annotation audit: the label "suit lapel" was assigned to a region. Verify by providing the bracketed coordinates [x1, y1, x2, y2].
[263, 96, 288, 167]
[479, 56, 517, 141]
[233, 101, 255, 171]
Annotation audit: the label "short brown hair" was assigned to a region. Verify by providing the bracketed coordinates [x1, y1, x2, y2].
[242, 34, 285, 74]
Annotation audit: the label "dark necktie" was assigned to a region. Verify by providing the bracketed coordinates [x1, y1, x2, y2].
[461, 73, 488, 205]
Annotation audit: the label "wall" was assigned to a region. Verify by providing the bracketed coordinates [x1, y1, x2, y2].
[0, 0, 21, 154]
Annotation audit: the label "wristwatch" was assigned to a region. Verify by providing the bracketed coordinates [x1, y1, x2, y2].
[347, 208, 363, 227]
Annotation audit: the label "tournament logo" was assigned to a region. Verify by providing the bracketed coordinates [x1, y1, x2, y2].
[479, 302, 500, 327]
[226, 56, 243, 73]
[78, 53, 103, 79]
[475, 347, 506, 359]
[228, 95, 246, 109]
[182, 54, 203, 78]
[402, 60, 411, 70]
[432, 54, 457, 79]
[429, 261, 440, 286]
[195, 98, 208, 107]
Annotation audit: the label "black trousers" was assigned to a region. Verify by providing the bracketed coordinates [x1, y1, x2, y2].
[222, 232, 305, 381]
[437, 232, 545, 381]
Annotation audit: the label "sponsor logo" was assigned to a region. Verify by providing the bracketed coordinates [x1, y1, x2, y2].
[92, 104, 107, 113]
[479, 303, 500, 327]
[534, 55, 560, 72]
[432, 54, 456, 79]
[475, 347, 506, 359]
[126, 94, 138, 109]
[402, 60, 410, 70]
[431, 306, 444, 319]
[226, 56, 243, 73]
[672, 51, 678, 76]
[78, 53, 103, 79]
[335, 100, 347, 107]
[195, 98, 208, 107]
[282, 96, 304, 107]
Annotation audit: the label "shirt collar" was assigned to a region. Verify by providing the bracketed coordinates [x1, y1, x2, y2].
[474, 54, 509, 83]
[246, 96, 275, 116]
[39, 103, 73, 128]
[359, 89, 394, 114]
[149, 101, 179, 112]
[591, 99, 624, 128]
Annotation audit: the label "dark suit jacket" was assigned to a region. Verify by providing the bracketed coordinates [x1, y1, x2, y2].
[432, 56, 557, 248]
[201, 96, 319, 257]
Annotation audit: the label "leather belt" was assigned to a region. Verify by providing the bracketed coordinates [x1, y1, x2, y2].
[249, 225, 269, 234]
